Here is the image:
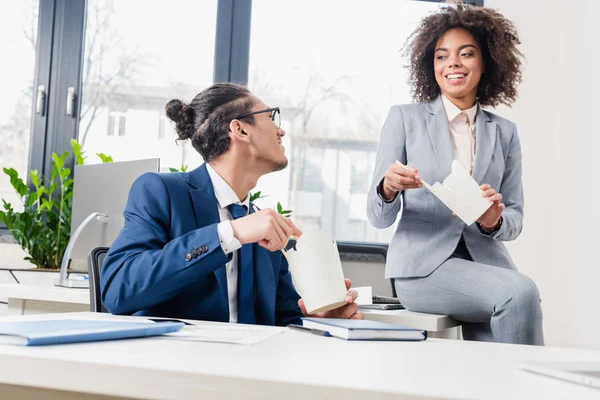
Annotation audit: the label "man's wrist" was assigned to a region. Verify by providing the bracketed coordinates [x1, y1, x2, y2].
[217, 221, 242, 254]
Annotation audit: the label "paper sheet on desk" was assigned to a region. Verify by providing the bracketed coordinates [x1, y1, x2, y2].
[352, 286, 373, 305]
[421, 160, 492, 226]
[163, 324, 286, 345]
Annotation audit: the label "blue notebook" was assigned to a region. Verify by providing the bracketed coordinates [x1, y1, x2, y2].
[0, 319, 184, 346]
[301, 318, 427, 341]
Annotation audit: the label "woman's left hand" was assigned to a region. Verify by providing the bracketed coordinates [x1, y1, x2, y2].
[477, 184, 504, 229]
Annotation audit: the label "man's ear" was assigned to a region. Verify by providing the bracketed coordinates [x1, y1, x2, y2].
[229, 119, 250, 142]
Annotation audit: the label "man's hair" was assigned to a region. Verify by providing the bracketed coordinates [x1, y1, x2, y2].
[404, 1, 523, 107]
[165, 83, 255, 162]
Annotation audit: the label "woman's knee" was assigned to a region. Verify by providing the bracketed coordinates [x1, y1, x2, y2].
[507, 274, 542, 312]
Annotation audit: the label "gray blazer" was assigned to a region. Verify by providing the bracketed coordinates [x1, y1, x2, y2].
[367, 96, 523, 279]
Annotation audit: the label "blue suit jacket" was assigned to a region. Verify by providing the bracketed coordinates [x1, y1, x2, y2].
[101, 163, 303, 326]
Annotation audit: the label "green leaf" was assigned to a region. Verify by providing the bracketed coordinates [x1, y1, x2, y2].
[97, 153, 114, 163]
[180, 165, 188, 172]
[168, 168, 179, 173]
[41, 198, 53, 211]
[24, 194, 36, 207]
[60, 167, 71, 180]
[70, 139, 86, 165]
[48, 182, 57, 196]
[51, 152, 65, 169]
[3, 167, 28, 198]
[50, 164, 58, 181]
[30, 170, 40, 188]
[249, 191, 261, 202]
[277, 202, 283, 213]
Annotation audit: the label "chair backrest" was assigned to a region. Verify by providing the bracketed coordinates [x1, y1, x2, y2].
[336, 241, 397, 298]
[87, 247, 110, 313]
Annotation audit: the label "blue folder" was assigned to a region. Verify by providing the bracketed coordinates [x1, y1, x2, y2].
[0, 319, 184, 346]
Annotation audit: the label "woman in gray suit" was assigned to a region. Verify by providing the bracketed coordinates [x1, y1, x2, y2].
[367, 2, 543, 345]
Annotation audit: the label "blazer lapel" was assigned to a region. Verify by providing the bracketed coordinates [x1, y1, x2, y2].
[186, 164, 228, 301]
[472, 107, 497, 184]
[425, 96, 455, 177]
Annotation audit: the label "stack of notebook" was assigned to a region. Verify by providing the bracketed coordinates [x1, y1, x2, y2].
[299, 318, 427, 341]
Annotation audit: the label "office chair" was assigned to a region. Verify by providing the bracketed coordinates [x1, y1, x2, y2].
[87, 247, 110, 313]
[336, 241, 397, 298]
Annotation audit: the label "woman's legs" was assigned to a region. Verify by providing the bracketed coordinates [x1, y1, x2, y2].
[394, 258, 544, 345]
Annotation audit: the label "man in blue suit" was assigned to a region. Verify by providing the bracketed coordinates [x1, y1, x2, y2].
[101, 83, 362, 326]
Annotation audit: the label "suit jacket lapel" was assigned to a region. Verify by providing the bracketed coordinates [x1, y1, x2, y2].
[472, 106, 497, 183]
[426, 96, 454, 177]
[186, 164, 228, 302]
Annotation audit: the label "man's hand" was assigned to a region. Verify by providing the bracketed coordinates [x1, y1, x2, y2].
[298, 279, 364, 320]
[230, 209, 302, 252]
[381, 161, 422, 200]
[477, 184, 505, 229]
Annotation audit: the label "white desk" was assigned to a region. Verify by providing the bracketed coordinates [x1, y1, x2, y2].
[0, 312, 599, 400]
[0, 284, 89, 316]
[364, 309, 461, 339]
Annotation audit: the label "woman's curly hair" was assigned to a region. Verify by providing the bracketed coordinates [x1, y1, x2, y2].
[404, 1, 523, 107]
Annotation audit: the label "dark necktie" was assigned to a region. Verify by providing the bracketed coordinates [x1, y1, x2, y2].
[227, 204, 256, 324]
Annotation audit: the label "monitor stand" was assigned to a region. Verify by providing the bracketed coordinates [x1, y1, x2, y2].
[54, 212, 109, 289]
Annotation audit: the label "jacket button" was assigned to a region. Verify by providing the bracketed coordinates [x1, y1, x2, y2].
[185, 253, 192, 262]
[200, 245, 208, 253]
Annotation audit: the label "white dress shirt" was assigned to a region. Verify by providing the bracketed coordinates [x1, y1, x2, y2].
[206, 163, 247, 323]
[442, 95, 478, 175]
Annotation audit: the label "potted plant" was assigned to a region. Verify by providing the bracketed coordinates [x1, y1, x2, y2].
[0, 139, 112, 273]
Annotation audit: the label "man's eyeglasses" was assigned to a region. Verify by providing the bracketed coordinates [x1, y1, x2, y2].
[234, 107, 281, 129]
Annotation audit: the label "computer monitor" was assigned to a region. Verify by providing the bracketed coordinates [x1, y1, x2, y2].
[55, 158, 160, 287]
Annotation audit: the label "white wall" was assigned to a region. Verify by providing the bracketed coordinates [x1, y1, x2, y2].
[485, 0, 600, 349]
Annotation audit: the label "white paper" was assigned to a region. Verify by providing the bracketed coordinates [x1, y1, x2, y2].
[422, 160, 492, 226]
[284, 230, 348, 314]
[351, 286, 373, 305]
[163, 324, 285, 345]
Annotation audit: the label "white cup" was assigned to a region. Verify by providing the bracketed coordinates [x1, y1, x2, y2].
[285, 230, 347, 314]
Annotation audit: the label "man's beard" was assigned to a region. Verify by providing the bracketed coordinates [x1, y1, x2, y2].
[271, 158, 288, 172]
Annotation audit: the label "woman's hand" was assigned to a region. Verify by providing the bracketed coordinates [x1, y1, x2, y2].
[381, 161, 422, 200]
[477, 184, 504, 229]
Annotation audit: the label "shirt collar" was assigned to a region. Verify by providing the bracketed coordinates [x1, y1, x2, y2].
[205, 163, 250, 210]
[442, 95, 478, 123]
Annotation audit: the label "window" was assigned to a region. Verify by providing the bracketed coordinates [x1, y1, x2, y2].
[249, 0, 443, 242]
[78, 0, 217, 170]
[350, 150, 374, 195]
[0, 1, 38, 213]
[347, 219, 368, 242]
[296, 217, 321, 232]
[107, 111, 127, 137]
[158, 116, 168, 140]
[296, 146, 324, 193]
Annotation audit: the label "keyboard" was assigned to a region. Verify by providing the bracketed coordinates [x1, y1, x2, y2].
[372, 295, 402, 305]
